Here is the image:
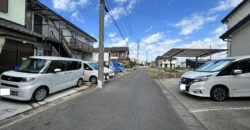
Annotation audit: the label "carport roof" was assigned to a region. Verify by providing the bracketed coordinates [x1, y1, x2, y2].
[162, 48, 227, 58]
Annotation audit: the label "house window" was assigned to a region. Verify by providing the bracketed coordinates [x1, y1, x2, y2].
[119, 52, 125, 57]
[34, 13, 43, 34]
[113, 52, 118, 57]
[72, 32, 78, 40]
[0, 0, 8, 13]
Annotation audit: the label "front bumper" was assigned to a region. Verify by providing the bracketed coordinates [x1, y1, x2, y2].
[0, 80, 36, 101]
[179, 81, 210, 97]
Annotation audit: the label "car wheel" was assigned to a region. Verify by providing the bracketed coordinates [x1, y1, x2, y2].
[32, 87, 48, 102]
[90, 76, 97, 84]
[211, 86, 228, 101]
[76, 79, 83, 87]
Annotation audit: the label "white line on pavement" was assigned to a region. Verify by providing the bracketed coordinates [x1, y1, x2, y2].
[191, 107, 250, 113]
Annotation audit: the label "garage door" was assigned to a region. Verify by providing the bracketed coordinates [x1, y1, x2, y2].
[0, 39, 34, 74]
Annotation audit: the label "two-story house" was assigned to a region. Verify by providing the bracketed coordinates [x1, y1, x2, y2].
[220, 0, 250, 57]
[93, 47, 130, 64]
[0, 0, 96, 73]
[155, 56, 178, 68]
[108, 47, 129, 64]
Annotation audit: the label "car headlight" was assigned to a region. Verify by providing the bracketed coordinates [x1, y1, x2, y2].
[193, 75, 211, 82]
[21, 77, 35, 82]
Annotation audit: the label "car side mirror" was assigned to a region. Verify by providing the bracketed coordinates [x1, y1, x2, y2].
[234, 69, 242, 75]
[54, 68, 62, 73]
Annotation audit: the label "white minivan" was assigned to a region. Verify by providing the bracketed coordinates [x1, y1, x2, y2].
[82, 61, 110, 84]
[180, 56, 250, 101]
[0, 56, 84, 102]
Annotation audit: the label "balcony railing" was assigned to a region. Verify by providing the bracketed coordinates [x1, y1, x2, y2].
[70, 38, 93, 53]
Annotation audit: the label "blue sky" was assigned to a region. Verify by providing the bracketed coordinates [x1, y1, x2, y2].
[40, 0, 243, 62]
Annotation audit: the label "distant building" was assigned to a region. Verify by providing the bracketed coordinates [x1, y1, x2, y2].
[92, 48, 110, 62]
[155, 56, 178, 68]
[186, 59, 209, 68]
[150, 61, 156, 67]
[220, 0, 250, 57]
[93, 47, 130, 64]
[0, 0, 96, 74]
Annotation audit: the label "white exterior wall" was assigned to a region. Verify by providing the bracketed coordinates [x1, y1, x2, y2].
[230, 22, 250, 56]
[0, 0, 26, 25]
[162, 60, 178, 68]
[227, 1, 250, 28]
[92, 52, 109, 62]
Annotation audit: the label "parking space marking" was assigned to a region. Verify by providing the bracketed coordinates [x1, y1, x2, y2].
[191, 107, 250, 113]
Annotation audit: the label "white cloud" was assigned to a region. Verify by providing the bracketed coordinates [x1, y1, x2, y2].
[145, 26, 153, 33]
[71, 11, 79, 21]
[114, 0, 128, 4]
[106, 37, 128, 47]
[213, 25, 227, 36]
[105, 0, 139, 25]
[174, 13, 218, 35]
[52, 0, 88, 11]
[142, 32, 164, 44]
[209, 0, 243, 14]
[108, 32, 117, 38]
[158, 37, 190, 45]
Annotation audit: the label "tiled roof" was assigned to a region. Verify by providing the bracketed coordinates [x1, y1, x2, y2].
[155, 56, 177, 60]
[94, 47, 129, 52]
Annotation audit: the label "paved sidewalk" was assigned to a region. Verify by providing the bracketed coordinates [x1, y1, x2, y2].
[0, 85, 89, 121]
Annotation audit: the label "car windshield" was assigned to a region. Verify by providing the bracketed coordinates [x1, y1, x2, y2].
[17, 58, 49, 73]
[89, 62, 98, 70]
[195, 59, 235, 72]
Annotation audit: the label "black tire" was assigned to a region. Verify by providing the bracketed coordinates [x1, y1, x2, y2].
[76, 79, 83, 87]
[32, 87, 48, 102]
[90, 76, 97, 84]
[210, 86, 228, 101]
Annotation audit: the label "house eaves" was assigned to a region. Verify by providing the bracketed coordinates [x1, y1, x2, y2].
[221, 0, 248, 23]
[32, 0, 97, 42]
[0, 19, 42, 38]
[220, 13, 250, 40]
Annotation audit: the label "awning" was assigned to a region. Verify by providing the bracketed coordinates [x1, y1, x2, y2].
[163, 48, 227, 57]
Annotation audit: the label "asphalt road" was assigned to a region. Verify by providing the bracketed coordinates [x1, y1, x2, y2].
[3, 68, 187, 130]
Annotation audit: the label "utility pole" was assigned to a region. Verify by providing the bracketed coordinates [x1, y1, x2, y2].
[209, 44, 212, 60]
[146, 51, 148, 66]
[137, 40, 139, 65]
[98, 0, 104, 89]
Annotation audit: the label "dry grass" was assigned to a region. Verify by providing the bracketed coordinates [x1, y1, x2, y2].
[146, 69, 158, 79]
[146, 68, 183, 79]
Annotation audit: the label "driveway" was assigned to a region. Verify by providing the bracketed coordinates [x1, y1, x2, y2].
[2, 68, 187, 130]
[158, 78, 250, 130]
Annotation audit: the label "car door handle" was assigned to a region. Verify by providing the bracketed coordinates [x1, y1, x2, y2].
[64, 72, 72, 74]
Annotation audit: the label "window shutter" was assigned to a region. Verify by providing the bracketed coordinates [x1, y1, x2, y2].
[0, 0, 8, 13]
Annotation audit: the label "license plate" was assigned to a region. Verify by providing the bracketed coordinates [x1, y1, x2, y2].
[180, 84, 186, 91]
[0, 88, 10, 95]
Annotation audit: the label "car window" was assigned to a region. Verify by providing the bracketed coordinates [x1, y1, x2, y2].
[68, 61, 81, 71]
[239, 59, 250, 73]
[84, 63, 93, 71]
[217, 62, 237, 76]
[47, 60, 67, 73]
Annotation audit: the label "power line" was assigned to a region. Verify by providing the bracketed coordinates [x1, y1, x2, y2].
[105, 0, 129, 47]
